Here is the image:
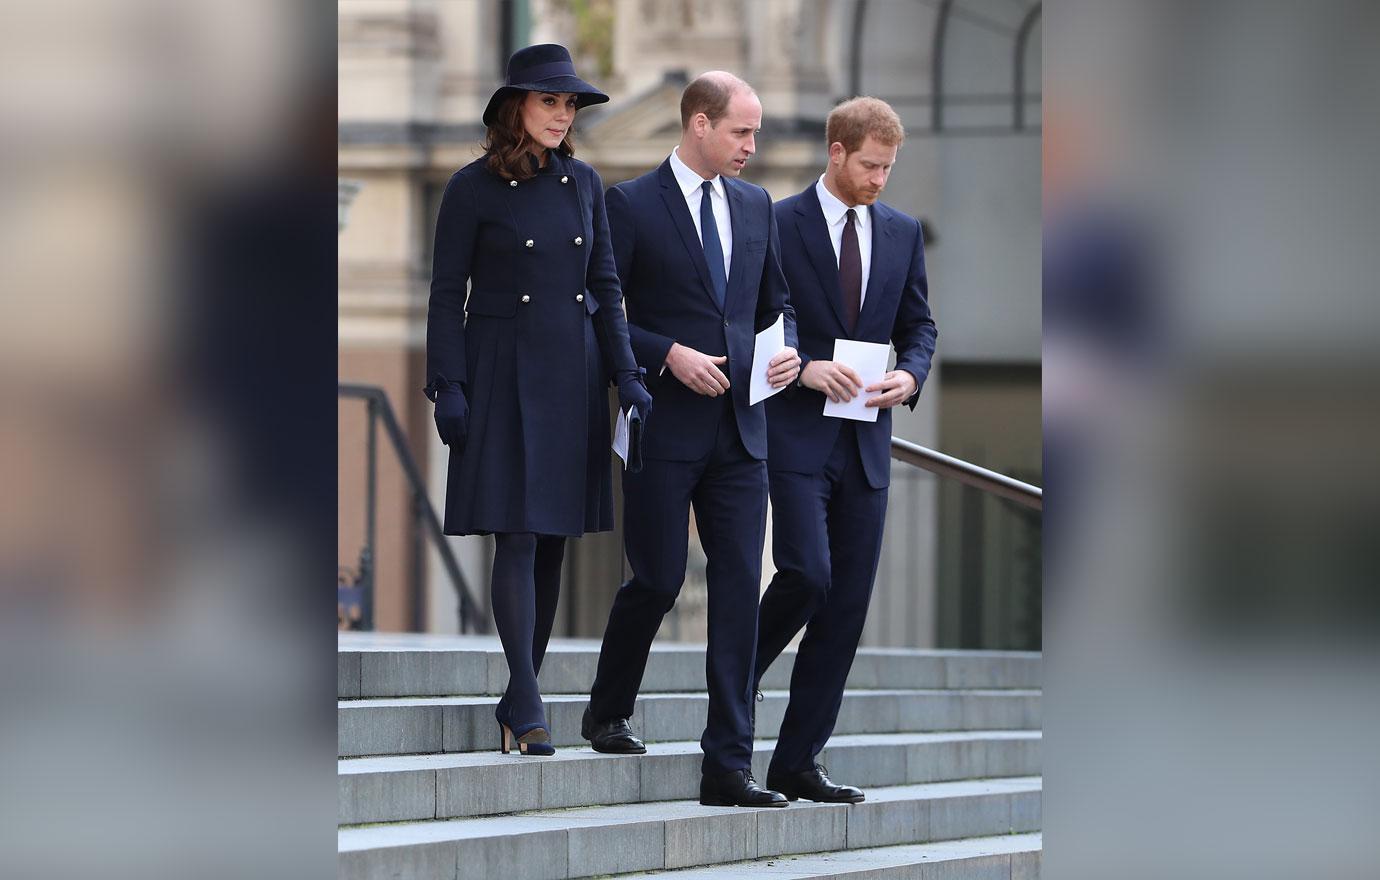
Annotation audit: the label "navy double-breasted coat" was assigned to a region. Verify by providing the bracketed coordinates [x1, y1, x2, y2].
[425, 150, 639, 537]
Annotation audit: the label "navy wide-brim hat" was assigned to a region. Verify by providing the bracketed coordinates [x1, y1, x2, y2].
[482, 43, 610, 127]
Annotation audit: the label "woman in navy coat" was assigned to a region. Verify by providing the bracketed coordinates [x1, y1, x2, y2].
[424, 45, 652, 755]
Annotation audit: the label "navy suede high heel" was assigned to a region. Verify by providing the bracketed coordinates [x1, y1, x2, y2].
[496, 699, 555, 756]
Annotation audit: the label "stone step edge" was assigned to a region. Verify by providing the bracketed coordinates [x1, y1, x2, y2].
[337, 637, 1041, 660]
[341, 646, 1040, 699]
[607, 832, 1042, 879]
[341, 776, 1042, 833]
[340, 729, 1043, 774]
[338, 782, 1040, 877]
[338, 687, 1043, 708]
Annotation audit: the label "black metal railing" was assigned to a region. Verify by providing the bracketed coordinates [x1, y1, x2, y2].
[889, 436, 1042, 651]
[336, 382, 1038, 639]
[890, 436, 1042, 511]
[338, 384, 485, 633]
[664, 435, 1041, 645]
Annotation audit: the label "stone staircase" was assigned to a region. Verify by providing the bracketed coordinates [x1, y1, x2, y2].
[339, 633, 1042, 878]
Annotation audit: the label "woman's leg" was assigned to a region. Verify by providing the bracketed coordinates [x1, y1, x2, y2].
[491, 532, 544, 729]
[531, 536, 567, 677]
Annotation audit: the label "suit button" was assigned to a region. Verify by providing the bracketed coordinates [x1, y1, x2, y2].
[525, 239, 534, 248]
[575, 294, 584, 302]
[560, 175, 569, 184]
[521, 294, 531, 303]
[509, 180, 518, 188]
[724, 319, 730, 327]
[573, 236, 583, 246]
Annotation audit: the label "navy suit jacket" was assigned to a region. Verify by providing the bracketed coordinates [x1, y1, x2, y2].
[606, 159, 797, 461]
[766, 183, 937, 489]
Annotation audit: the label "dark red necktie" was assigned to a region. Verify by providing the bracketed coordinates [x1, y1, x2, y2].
[839, 208, 861, 334]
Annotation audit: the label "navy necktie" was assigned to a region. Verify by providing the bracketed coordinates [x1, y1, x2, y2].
[839, 208, 862, 334]
[699, 180, 728, 310]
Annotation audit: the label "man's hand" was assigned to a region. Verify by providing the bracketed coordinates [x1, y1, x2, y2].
[665, 343, 731, 397]
[864, 370, 918, 409]
[766, 346, 802, 388]
[800, 360, 865, 403]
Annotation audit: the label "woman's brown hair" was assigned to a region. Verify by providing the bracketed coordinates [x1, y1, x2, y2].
[483, 92, 576, 181]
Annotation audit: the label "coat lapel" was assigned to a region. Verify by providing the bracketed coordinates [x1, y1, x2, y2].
[856, 203, 894, 334]
[794, 185, 849, 334]
[722, 179, 747, 311]
[657, 160, 720, 312]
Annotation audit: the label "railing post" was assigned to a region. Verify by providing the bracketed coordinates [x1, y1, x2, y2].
[363, 398, 378, 630]
[411, 491, 426, 633]
[959, 485, 985, 647]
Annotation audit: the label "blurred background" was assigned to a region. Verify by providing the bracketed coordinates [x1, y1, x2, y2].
[1044, 1, 1380, 877]
[0, 0, 336, 877]
[337, 0, 1043, 651]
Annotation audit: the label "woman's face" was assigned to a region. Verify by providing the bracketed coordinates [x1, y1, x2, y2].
[521, 91, 578, 151]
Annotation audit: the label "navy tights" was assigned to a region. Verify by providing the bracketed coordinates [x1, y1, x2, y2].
[491, 532, 566, 731]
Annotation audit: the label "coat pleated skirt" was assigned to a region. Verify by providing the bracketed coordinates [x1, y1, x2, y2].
[444, 310, 613, 537]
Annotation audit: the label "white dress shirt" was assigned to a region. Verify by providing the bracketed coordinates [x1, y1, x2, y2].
[669, 147, 733, 279]
[815, 175, 872, 306]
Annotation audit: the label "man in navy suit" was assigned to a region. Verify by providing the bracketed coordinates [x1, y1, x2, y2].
[582, 72, 801, 809]
[754, 97, 937, 804]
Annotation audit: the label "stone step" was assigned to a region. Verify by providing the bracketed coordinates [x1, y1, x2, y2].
[337, 777, 1041, 880]
[338, 636, 1041, 699]
[339, 731, 1041, 825]
[339, 688, 1041, 758]
[611, 833, 1041, 879]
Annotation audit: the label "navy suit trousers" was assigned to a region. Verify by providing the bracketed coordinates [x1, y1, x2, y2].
[589, 398, 767, 775]
[754, 423, 889, 773]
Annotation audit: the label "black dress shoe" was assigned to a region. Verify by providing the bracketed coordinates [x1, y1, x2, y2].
[699, 769, 789, 808]
[766, 764, 865, 804]
[581, 706, 646, 754]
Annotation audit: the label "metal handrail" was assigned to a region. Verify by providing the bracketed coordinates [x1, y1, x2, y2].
[890, 436, 1042, 511]
[339, 384, 486, 633]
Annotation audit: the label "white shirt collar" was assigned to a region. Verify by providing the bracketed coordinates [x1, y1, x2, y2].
[815, 174, 868, 229]
[671, 147, 725, 201]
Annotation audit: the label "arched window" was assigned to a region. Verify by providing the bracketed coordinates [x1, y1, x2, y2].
[923, 0, 1041, 133]
[1014, 4, 1042, 131]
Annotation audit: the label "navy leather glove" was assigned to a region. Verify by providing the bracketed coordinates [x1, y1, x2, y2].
[616, 371, 653, 423]
[433, 387, 469, 447]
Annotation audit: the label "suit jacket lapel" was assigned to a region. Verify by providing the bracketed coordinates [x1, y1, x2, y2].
[857, 203, 893, 333]
[795, 185, 849, 334]
[723, 180, 747, 311]
[657, 160, 720, 312]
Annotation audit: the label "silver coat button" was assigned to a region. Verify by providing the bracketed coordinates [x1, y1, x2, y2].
[525, 239, 534, 248]
[560, 176, 569, 184]
[575, 294, 584, 302]
[521, 294, 531, 303]
[509, 180, 518, 188]
[573, 236, 583, 245]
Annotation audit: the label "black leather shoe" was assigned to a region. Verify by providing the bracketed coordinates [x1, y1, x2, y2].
[766, 763, 865, 804]
[699, 769, 789, 808]
[581, 706, 646, 754]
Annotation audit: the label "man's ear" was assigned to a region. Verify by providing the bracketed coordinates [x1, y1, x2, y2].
[828, 142, 847, 166]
